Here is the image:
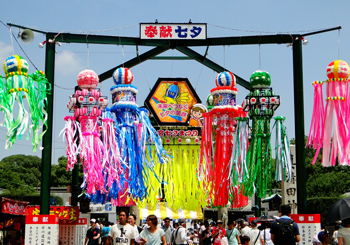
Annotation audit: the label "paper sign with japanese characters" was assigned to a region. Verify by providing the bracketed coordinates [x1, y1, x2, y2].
[290, 214, 321, 245]
[59, 218, 87, 245]
[140, 23, 206, 39]
[25, 215, 59, 245]
[26, 206, 79, 221]
[145, 78, 201, 125]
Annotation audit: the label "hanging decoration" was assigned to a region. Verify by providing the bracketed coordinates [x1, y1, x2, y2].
[241, 70, 291, 198]
[200, 71, 247, 207]
[142, 77, 208, 211]
[103, 67, 168, 205]
[307, 60, 350, 166]
[63, 69, 109, 195]
[0, 55, 50, 151]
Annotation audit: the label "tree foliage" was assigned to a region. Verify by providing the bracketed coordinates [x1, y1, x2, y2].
[0, 155, 83, 196]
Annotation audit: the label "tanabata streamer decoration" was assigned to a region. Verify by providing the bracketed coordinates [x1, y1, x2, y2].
[307, 60, 350, 166]
[63, 69, 109, 195]
[241, 70, 291, 198]
[0, 55, 50, 150]
[138, 142, 207, 211]
[200, 71, 247, 207]
[103, 67, 168, 205]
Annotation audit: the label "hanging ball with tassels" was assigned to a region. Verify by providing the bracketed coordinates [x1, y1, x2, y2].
[77, 69, 99, 89]
[3, 55, 29, 74]
[113, 67, 134, 85]
[326, 60, 350, 80]
[215, 71, 236, 87]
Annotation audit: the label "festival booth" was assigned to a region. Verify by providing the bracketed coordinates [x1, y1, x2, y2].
[0, 198, 28, 244]
[25, 205, 87, 245]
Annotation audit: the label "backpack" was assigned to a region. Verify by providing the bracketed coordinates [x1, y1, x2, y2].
[276, 219, 295, 244]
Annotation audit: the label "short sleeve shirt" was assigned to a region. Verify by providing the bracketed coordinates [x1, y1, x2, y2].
[270, 217, 300, 245]
[338, 227, 350, 244]
[86, 227, 100, 245]
[225, 228, 240, 245]
[140, 228, 165, 245]
[109, 223, 137, 245]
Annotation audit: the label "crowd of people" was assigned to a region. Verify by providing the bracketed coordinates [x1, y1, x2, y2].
[86, 204, 350, 245]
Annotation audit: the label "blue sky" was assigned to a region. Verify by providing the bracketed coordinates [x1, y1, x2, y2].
[0, 0, 349, 163]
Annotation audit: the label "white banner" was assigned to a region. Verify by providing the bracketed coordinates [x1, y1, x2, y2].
[140, 23, 206, 40]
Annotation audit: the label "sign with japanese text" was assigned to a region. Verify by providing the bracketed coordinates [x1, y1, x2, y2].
[1, 197, 28, 215]
[145, 78, 201, 125]
[140, 23, 206, 40]
[282, 144, 297, 214]
[59, 218, 87, 245]
[290, 214, 321, 245]
[25, 215, 59, 245]
[154, 127, 201, 138]
[26, 206, 79, 221]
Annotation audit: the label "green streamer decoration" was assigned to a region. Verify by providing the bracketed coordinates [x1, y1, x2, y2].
[0, 55, 50, 150]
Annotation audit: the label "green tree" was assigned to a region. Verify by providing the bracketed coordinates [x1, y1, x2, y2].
[51, 156, 84, 187]
[0, 155, 41, 195]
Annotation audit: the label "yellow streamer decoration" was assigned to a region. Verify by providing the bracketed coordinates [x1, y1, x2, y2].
[137, 144, 208, 211]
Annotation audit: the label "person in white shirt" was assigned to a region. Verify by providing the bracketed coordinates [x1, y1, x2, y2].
[240, 222, 251, 236]
[129, 214, 142, 236]
[174, 219, 195, 245]
[106, 209, 137, 245]
[247, 220, 263, 245]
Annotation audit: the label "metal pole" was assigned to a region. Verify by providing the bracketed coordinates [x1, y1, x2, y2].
[71, 160, 80, 206]
[255, 194, 261, 217]
[292, 38, 307, 214]
[40, 36, 56, 214]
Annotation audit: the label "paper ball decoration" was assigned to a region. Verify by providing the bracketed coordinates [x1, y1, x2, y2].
[165, 83, 180, 99]
[77, 69, 99, 89]
[215, 71, 236, 87]
[3, 55, 29, 74]
[206, 94, 214, 109]
[250, 70, 271, 88]
[113, 67, 134, 85]
[326, 60, 350, 80]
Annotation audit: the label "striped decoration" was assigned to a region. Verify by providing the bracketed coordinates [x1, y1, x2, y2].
[215, 71, 236, 87]
[113, 67, 134, 85]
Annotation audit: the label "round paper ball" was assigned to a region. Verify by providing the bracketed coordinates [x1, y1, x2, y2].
[206, 94, 214, 108]
[215, 71, 236, 87]
[326, 60, 350, 80]
[250, 70, 271, 88]
[77, 70, 99, 89]
[3, 55, 29, 74]
[113, 67, 134, 85]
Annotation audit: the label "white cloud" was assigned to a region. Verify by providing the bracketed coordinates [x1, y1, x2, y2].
[0, 42, 13, 64]
[55, 51, 84, 76]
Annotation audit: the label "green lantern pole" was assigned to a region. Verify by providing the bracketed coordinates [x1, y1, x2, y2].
[40, 35, 56, 214]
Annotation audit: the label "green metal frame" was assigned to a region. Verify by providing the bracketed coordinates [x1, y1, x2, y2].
[7, 22, 341, 214]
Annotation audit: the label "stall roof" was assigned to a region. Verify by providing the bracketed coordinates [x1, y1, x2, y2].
[261, 194, 282, 203]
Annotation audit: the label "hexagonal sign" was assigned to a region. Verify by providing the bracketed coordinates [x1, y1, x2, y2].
[145, 78, 201, 125]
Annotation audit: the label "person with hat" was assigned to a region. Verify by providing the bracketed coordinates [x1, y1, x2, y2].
[318, 230, 330, 245]
[85, 219, 101, 245]
[189, 104, 207, 127]
[212, 220, 226, 245]
[247, 220, 263, 245]
[162, 217, 173, 245]
[173, 219, 195, 245]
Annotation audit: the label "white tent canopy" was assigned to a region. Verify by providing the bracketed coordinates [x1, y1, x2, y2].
[139, 203, 203, 221]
